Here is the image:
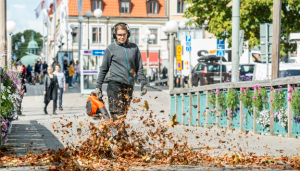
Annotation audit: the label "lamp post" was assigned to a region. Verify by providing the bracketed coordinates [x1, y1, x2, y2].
[70, 24, 76, 57]
[65, 29, 70, 53]
[142, 30, 155, 84]
[178, 21, 196, 87]
[85, 10, 92, 50]
[78, 16, 84, 63]
[165, 21, 178, 91]
[7, 21, 17, 70]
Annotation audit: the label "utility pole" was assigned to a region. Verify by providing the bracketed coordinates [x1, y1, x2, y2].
[169, 33, 174, 91]
[0, 0, 7, 67]
[231, 0, 240, 82]
[271, 0, 282, 80]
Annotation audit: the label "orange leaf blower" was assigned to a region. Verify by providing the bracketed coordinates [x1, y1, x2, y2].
[86, 91, 111, 120]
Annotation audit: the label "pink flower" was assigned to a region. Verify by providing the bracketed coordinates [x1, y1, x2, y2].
[288, 97, 291, 102]
[241, 87, 245, 92]
[252, 96, 256, 99]
[216, 89, 220, 95]
[239, 99, 241, 101]
[258, 92, 260, 96]
[288, 88, 293, 93]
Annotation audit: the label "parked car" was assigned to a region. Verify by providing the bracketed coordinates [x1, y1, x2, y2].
[191, 55, 229, 86]
[239, 64, 255, 81]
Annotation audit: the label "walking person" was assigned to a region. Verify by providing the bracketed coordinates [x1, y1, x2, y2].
[53, 64, 66, 111]
[162, 66, 168, 86]
[72, 60, 80, 86]
[63, 60, 69, 84]
[42, 61, 48, 76]
[43, 66, 59, 115]
[52, 58, 59, 70]
[26, 65, 32, 81]
[68, 61, 74, 89]
[95, 22, 147, 150]
[16, 64, 26, 116]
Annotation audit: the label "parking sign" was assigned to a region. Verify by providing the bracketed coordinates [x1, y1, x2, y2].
[186, 35, 191, 52]
[216, 39, 225, 57]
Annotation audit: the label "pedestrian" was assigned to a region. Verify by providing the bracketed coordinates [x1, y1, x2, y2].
[63, 60, 69, 84]
[72, 60, 80, 86]
[68, 61, 74, 89]
[26, 65, 32, 80]
[53, 64, 66, 111]
[162, 66, 168, 86]
[16, 64, 26, 116]
[95, 22, 147, 149]
[34, 60, 41, 83]
[42, 61, 48, 76]
[52, 57, 59, 70]
[43, 66, 59, 115]
[152, 67, 157, 81]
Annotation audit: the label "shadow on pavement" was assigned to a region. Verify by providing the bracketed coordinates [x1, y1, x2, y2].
[4, 120, 64, 157]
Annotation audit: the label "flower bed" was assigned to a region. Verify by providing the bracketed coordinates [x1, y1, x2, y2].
[1, 67, 22, 144]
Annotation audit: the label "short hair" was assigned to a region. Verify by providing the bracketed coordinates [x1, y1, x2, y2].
[55, 64, 61, 68]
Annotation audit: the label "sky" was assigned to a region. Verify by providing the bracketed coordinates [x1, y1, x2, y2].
[7, 0, 49, 35]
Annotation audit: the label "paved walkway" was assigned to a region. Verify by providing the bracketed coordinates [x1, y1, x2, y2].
[3, 82, 300, 169]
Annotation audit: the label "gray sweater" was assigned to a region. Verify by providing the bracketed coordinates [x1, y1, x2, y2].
[96, 40, 146, 89]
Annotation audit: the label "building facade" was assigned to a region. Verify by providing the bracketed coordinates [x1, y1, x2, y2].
[47, 0, 169, 71]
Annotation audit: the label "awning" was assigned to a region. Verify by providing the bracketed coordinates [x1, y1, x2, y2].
[141, 52, 162, 66]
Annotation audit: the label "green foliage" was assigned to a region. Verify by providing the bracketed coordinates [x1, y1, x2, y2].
[217, 91, 227, 114]
[184, 0, 300, 55]
[272, 89, 286, 113]
[290, 88, 300, 118]
[240, 88, 253, 114]
[252, 87, 269, 113]
[226, 88, 239, 110]
[12, 29, 43, 59]
[208, 91, 216, 109]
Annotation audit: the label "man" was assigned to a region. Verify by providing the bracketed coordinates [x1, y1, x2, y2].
[53, 64, 66, 111]
[52, 58, 59, 70]
[162, 66, 168, 86]
[72, 60, 80, 86]
[63, 59, 69, 83]
[34, 60, 41, 83]
[41, 61, 48, 76]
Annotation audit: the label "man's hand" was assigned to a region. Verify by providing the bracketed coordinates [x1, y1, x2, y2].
[44, 91, 46, 95]
[58, 89, 60, 93]
[95, 88, 102, 96]
[141, 85, 147, 96]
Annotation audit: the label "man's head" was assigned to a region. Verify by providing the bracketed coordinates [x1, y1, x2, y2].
[55, 64, 61, 72]
[54, 58, 57, 62]
[44, 61, 47, 64]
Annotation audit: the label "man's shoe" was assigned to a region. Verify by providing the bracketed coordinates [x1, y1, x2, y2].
[53, 110, 57, 115]
[44, 107, 48, 114]
[59, 107, 63, 111]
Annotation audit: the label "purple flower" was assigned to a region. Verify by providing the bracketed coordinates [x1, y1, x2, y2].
[4, 137, 8, 143]
[1, 132, 5, 137]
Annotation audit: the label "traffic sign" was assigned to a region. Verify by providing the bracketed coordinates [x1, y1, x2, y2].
[177, 45, 182, 56]
[216, 39, 225, 57]
[186, 35, 191, 52]
[177, 55, 182, 61]
[177, 61, 182, 70]
[92, 50, 105, 56]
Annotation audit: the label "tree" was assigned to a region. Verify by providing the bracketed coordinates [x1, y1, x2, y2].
[184, 0, 300, 55]
[12, 30, 43, 59]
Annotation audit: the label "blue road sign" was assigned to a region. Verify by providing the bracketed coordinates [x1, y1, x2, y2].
[217, 39, 225, 57]
[92, 50, 105, 56]
[186, 35, 192, 52]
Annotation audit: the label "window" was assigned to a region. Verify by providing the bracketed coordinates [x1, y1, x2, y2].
[177, 0, 186, 13]
[147, 0, 159, 14]
[129, 28, 139, 44]
[120, 0, 131, 13]
[92, 28, 101, 43]
[111, 28, 114, 43]
[149, 29, 158, 44]
[73, 27, 78, 43]
[91, 0, 103, 11]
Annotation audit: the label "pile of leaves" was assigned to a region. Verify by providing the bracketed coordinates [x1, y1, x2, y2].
[1, 100, 300, 170]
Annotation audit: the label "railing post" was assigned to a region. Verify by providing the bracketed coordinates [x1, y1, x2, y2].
[253, 88, 258, 134]
[216, 90, 220, 128]
[205, 90, 209, 127]
[270, 87, 275, 136]
[287, 84, 293, 138]
[175, 94, 178, 122]
[197, 91, 200, 126]
[227, 87, 231, 129]
[189, 92, 192, 126]
[182, 93, 185, 125]
[240, 87, 244, 132]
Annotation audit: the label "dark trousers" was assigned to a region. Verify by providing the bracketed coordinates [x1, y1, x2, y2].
[45, 99, 57, 111]
[69, 75, 73, 87]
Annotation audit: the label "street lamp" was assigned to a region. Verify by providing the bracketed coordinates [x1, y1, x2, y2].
[7, 21, 17, 69]
[65, 29, 70, 53]
[78, 16, 84, 62]
[70, 24, 77, 57]
[85, 10, 92, 50]
[143, 30, 155, 84]
[165, 21, 178, 91]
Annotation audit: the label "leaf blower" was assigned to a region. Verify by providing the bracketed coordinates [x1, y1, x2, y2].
[86, 91, 110, 120]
